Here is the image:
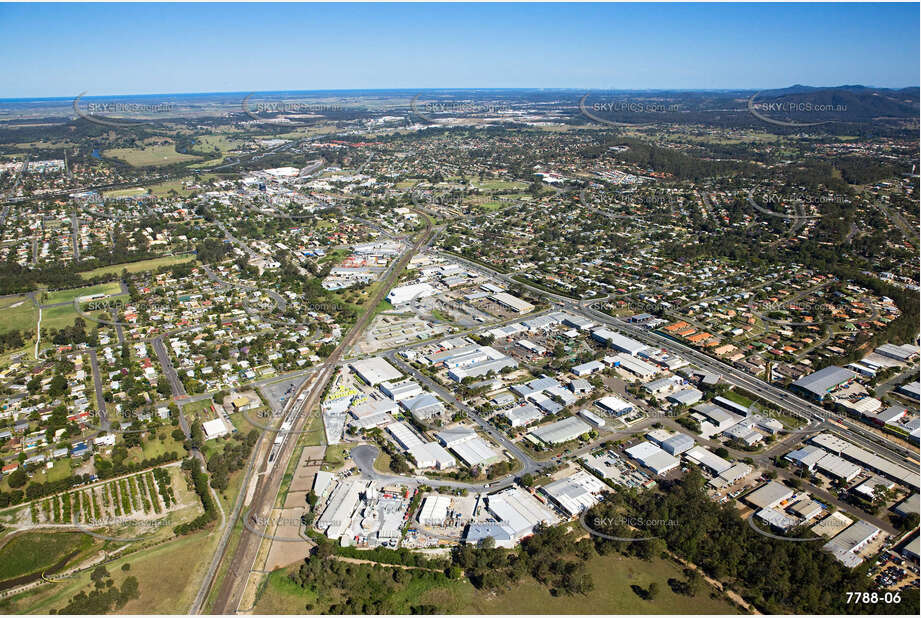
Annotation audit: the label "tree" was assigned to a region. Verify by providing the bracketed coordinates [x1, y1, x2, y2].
[647, 582, 660, 600]
[6, 468, 27, 489]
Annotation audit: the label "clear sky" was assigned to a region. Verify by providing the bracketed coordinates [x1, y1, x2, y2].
[0, 2, 917, 98]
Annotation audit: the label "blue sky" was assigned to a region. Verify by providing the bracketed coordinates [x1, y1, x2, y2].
[0, 2, 917, 97]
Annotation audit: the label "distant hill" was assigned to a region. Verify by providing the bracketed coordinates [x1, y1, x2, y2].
[750, 85, 919, 122]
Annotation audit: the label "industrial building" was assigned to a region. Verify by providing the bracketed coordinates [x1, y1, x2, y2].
[540, 470, 608, 517]
[785, 445, 826, 470]
[625, 441, 680, 476]
[578, 409, 606, 428]
[745, 481, 794, 510]
[490, 292, 535, 314]
[607, 353, 660, 379]
[380, 378, 423, 401]
[667, 388, 703, 406]
[661, 432, 695, 456]
[810, 433, 919, 490]
[756, 507, 797, 531]
[791, 366, 857, 400]
[592, 329, 647, 356]
[400, 392, 446, 422]
[436, 427, 499, 467]
[408, 442, 456, 469]
[572, 360, 605, 376]
[465, 522, 516, 548]
[823, 520, 880, 567]
[529, 416, 591, 445]
[595, 395, 633, 417]
[351, 356, 403, 386]
[316, 480, 363, 540]
[708, 462, 753, 489]
[419, 495, 452, 526]
[486, 486, 560, 539]
[386, 421, 425, 450]
[503, 404, 542, 427]
[202, 418, 230, 440]
[387, 282, 436, 305]
[874, 343, 918, 363]
[684, 446, 732, 475]
[897, 381, 920, 401]
[815, 453, 862, 482]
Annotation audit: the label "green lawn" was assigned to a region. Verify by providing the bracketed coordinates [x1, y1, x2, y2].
[79, 255, 196, 279]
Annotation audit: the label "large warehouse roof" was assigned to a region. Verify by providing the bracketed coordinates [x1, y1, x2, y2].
[529, 416, 591, 445]
[791, 366, 856, 397]
[744, 481, 794, 509]
[350, 356, 403, 385]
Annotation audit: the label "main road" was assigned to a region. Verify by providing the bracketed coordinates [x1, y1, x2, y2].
[442, 251, 917, 469]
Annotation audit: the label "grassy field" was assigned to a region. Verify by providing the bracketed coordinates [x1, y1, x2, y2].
[1, 528, 215, 614]
[102, 144, 203, 167]
[79, 254, 195, 279]
[0, 294, 35, 334]
[452, 554, 739, 615]
[42, 282, 123, 305]
[195, 134, 243, 153]
[101, 186, 148, 198]
[39, 303, 85, 331]
[251, 551, 737, 615]
[0, 531, 92, 582]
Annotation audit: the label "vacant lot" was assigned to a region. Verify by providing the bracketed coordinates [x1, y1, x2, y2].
[102, 144, 202, 167]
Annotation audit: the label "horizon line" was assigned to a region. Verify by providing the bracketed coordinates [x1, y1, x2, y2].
[2, 84, 920, 102]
